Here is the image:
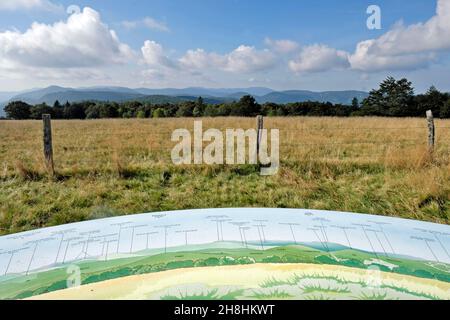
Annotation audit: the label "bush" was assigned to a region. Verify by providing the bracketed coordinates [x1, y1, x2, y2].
[4, 101, 31, 119]
[236, 256, 256, 265]
[262, 255, 283, 263]
[219, 256, 237, 265]
[152, 108, 166, 118]
[136, 110, 146, 118]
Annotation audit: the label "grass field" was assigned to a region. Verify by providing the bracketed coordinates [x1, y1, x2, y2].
[1, 117, 450, 235]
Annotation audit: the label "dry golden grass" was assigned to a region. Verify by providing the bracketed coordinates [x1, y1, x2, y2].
[0, 117, 449, 234]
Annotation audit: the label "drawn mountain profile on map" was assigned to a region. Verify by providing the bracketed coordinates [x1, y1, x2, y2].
[0, 208, 449, 300]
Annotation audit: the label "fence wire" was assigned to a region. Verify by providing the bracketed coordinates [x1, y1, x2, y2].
[2, 119, 449, 175]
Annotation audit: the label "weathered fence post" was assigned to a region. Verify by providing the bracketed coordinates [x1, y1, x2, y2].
[426, 110, 435, 153]
[42, 114, 54, 176]
[256, 115, 264, 158]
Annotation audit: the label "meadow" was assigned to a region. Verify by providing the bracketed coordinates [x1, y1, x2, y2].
[0, 117, 449, 235]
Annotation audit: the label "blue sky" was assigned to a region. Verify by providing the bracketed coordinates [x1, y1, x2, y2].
[0, 0, 449, 92]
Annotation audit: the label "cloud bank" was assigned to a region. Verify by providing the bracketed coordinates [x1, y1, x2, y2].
[0, 7, 133, 73]
[289, 44, 350, 73]
[1, 1, 450, 88]
[288, 0, 450, 73]
[142, 43, 276, 76]
[349, 0, 450, 71]
[122, 17, 170, 32]
[0, 0, 61, 12]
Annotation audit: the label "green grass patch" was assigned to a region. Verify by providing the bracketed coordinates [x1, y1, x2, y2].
[301, 284, 350, 294]
[251, 289, 293, 299]
[161, 288, 244, 300]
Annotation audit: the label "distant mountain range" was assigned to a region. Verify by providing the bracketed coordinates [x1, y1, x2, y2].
[258, 90, 368, 104]
[0, 86, 368, 117]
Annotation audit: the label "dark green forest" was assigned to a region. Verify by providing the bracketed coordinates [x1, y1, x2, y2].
[3, 77, 450, 120]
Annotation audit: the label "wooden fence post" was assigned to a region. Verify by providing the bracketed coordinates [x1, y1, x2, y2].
[42, 114, 54, 176]
[426, 110, 435, 153]
[256, 115, 264, 157]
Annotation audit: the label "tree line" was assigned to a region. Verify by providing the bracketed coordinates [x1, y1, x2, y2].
[3, 77, 450, 120]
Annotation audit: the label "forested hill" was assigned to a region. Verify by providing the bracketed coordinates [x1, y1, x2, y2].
[2, 78, 450, 119]
[0, 86, 367, 110]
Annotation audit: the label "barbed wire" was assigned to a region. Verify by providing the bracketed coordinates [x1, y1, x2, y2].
[4, 126, 450, 137]
[280, 126, 450, 130]
[6, 140, 425, 151]
[281, 141, 422, 147]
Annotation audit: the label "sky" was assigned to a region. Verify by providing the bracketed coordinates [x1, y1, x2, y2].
[0, 0, 449, 93]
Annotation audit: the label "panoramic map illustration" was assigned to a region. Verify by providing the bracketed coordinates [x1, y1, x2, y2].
[0, 208, 449, 300]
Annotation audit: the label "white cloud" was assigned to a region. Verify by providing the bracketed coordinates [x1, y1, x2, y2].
[289, 44, 350, 73]
[141, 40, 177, 69]
[349, 0, 450, 71]
[140, 69, 166, 81]
[122, 17, 169, 32]
[178, 45, 275, 73]
[121, 20, 138, 29]
[264, 38, 299, 53]
[0, 66, 109, 81]
[0, 7, 134, 70]
[178, 49, 225, 69]
[350, 42, 435, 71]
[140, 42, 276, 85]
[142, 40, 276, 75]
[285, 0, 450, 74]
[0, 0, 61, 12]
[224, 45, 275, 72]
[143, 17, 170, 32]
